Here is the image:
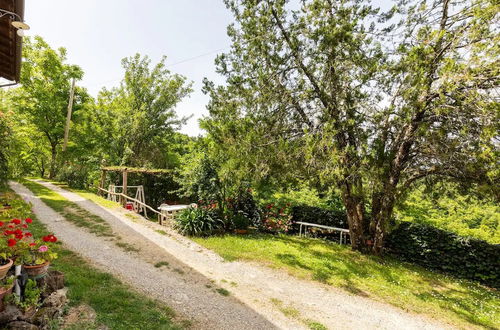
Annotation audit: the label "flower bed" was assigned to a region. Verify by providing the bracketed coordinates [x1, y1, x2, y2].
[0, 192, 65, 329]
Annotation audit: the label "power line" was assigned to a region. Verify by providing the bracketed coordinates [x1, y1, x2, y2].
[85, 46, 229, 89]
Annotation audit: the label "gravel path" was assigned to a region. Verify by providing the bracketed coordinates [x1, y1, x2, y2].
[12, 180, 453, 330]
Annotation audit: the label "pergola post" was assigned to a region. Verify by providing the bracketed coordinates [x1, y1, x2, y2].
[122, 168, 128, 206]
[99, 169, 106, 196]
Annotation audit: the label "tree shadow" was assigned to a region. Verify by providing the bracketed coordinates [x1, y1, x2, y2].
[238, 233, 499, 328]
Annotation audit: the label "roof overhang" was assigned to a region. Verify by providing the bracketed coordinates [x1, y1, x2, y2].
[0, 0, 24, 84]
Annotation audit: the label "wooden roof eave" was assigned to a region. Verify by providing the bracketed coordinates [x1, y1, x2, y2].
[0, 0, 24, 83]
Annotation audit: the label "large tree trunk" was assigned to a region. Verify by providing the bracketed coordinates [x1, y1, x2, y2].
[49, 143, 57, 179]
[340, 180, 367, 251]
[370, 193, 397, 255]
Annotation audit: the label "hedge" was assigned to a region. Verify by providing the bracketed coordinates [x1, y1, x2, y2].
[290, 205, 348, 230]
[386, 222, 500, 288]
[290, 206, 499, 288]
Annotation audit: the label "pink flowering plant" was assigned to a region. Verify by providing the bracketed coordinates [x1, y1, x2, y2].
[20, 234, 58, 266]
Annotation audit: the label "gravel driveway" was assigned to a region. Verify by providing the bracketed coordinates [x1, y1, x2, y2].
[11, 180, 452, 330]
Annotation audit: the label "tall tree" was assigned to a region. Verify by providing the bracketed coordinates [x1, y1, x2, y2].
[203, 0, 499, 253]
[95, 54, 193, 168]
[13, 36, 88, 178]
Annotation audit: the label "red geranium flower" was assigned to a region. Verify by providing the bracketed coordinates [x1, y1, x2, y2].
[7, 239, 16, 247]
[0, 222, 4, 227]
[11, 219, 21, 225]
[14, 229, 22, 235]
[7, 225, 14, 229]
[25, 232, 32, 237]
[29, 243, 36, 246]
[25, 218, 33, 224]
[15, 234, 23, 240]
[42, 234, 57, 243]
[22, 224, 28, 229]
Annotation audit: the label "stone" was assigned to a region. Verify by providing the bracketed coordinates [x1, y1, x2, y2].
[0, 305, 22, 324]
[32, 307, 60, 327]
[6, 321, 38, 329]
[41, 289, 67, 308]
[36, 271, 64, 298]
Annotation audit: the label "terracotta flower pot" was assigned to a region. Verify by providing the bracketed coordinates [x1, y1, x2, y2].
[0, 259, 13, 280]
[23, 261, 50, 278]
[0, 282, 14, 312]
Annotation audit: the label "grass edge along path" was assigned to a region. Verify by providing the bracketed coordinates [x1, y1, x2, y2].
[28, 180, 500, 329]
[6, 182, 188, 329]
[193, 234, 499, 330]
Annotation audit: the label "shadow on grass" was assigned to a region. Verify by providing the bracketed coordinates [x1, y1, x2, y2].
[221, 233, 499, 329]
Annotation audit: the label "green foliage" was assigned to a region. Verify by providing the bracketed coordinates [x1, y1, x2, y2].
[203, 0, 500, 251]
[231, 211, 250, 230]
[0, 108, 10, 186]
[174, 207, 224, 236]
[396, 184, 499, 244]
[256, 183, 333, 210]
[228, 186, 261, 227]
[9, 279, 41, 311]
[13, 36, 89, 179]
[386, 222, 500, 288]
[290, 206, 349, 231]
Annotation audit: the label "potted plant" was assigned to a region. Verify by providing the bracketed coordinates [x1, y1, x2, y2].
[232, 211, 250, 234]
[21, 234, 58, 277]
[0, 275, 15, 312]
[0, 219, 23, 279]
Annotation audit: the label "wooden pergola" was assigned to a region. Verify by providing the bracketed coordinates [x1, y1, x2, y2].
[0, 0, 24, 85]
[99, 166, 172, 202]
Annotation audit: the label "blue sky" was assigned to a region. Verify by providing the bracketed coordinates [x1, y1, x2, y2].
[24, 1, 391, 136]
[25, 0, 234, 136]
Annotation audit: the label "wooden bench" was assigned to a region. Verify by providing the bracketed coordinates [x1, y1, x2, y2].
[295, 221, 350, 244]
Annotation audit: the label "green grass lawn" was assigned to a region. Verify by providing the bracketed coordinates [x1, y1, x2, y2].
[1, 183, 186, 329]
[193, 233, 499, 329]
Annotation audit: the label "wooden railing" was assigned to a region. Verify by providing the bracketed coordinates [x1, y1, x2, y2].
[97, 187, 161, 221]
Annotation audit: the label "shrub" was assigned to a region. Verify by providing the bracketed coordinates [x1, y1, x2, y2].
[174, 207, 224, 236]
[231, 211, 250, 230]
[261, 203, 292, 234]
[228, 187, 261, 227]
[386, 222, 500, 288]
[290, 205, 348, 231]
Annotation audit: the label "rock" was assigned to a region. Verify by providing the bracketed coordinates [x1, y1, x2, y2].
[32, 307, 60, 327]
[41, 289, 67, 308]
[0, 305, 22, 324]
[7, 321, 39, 329]
[36, 271, 64, 297]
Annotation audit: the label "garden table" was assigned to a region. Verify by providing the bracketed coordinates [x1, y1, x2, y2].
[295, 221, 350, 244]
[158, 204, 189, 225]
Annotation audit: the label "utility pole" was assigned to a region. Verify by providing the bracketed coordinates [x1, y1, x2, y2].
[63, 78, 76, 152]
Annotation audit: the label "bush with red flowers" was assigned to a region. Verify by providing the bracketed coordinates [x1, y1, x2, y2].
[260, 203, 292, 234]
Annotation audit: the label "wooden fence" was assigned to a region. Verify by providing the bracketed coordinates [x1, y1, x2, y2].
[97, 187, 162, 221]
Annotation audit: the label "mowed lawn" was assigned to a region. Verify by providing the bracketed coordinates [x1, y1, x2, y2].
[193, 233, 499, 329]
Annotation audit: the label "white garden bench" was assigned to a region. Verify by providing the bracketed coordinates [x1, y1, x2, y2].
[296, 221, 350, 244]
